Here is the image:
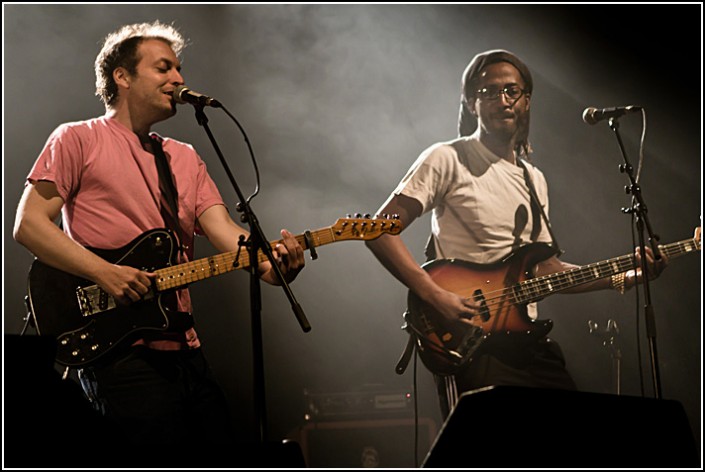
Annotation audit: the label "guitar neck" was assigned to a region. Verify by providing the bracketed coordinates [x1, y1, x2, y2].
[515, 236, 700, 304]
[153, 216, 401, 291]
[154, 228, 334, 291]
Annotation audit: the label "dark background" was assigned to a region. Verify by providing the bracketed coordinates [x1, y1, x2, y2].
[3, 4, 701, 467]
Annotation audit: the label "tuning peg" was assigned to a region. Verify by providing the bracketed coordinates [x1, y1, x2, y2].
[606, 319, 619, 335]
[587, 320, 599, 335]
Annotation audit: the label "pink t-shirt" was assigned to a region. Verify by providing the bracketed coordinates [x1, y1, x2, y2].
[27, 115, 225, 348]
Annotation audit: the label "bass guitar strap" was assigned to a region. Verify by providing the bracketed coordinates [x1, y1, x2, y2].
[517, 157, 562, 256]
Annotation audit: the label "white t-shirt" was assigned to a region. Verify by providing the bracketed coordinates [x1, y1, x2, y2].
[392, 132, 555, 319]
[394, 132, 553, 263]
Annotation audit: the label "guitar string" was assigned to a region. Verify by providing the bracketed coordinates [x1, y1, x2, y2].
[155, 220, 400, 290]
[81, 219, 399, 296]
[160, 237, 696, 295]
[477, 240, 696, 310]
[469, 257, 635, 311]
[92, 232, 696, 308]
[460, 239, 698, 313]
[156, 230, 334, 289]
[401, 238, 696, 368]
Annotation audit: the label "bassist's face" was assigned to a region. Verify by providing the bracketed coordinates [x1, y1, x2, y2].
[469, 62, 531, 152]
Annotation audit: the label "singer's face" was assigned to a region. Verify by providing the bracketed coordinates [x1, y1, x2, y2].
[128, 39, 184, 122]
[472, 62, 530, 144]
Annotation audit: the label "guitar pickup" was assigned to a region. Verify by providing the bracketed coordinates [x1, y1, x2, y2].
[76, 285, 116, 317]
[473, 289, 490, 322]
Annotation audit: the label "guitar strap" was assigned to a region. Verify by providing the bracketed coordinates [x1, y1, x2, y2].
[149, 133, 186, 256]
[148, 133, 193, 331]
[395, 318, 417, 375]
[517, 157, 562, 256]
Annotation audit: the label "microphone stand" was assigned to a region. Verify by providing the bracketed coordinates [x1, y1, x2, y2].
[608, 117, 662, 399]
[588, 319, 622, 395]
[190, 104, 311, 448]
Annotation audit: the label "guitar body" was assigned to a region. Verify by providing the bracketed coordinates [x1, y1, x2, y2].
[23, 216, 404, 367]
[27, 229, 178, 367]
[407, 243, 557, 376]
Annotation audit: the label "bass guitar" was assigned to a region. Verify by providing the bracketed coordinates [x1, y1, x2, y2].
[405, 227, 701, 376]
[27, 216, 401, 366]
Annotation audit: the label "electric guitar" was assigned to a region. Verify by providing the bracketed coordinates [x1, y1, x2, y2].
[27, 216, 401, 366]
[406, 227, 701, 376]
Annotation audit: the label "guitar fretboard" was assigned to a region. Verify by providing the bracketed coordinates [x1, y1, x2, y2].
[512, 237, 700, 305]
[154, 228, 335, 290]
[153, 217, 401, 291]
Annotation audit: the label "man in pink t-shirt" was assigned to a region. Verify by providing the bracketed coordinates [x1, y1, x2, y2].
[13, 20, 306, 462]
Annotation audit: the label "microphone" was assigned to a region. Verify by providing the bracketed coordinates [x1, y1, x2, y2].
[582, 105, 642, 125]
[173, 85, 221, 108]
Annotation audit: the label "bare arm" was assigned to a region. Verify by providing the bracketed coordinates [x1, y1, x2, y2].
[365, 194, 479, 323]
[196, 204, 305, 286]
[13, 181, 153, 303]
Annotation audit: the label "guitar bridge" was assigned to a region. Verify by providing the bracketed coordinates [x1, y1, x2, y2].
[76, 285, 116, 317]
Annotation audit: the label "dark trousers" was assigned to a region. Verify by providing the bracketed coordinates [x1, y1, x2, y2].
[79, 345, 238, 464]
[435, 337, 577, 419]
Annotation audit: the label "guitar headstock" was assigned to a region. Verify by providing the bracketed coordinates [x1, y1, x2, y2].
[331, 214, 402, 241]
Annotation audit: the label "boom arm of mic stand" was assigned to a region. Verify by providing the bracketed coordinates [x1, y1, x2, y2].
[608, 117, 662, 399]
[192, 105, 310, 333]
[609, 118, 661, 259]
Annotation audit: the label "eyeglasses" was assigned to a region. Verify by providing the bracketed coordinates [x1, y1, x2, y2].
[475, 85, 525, 101]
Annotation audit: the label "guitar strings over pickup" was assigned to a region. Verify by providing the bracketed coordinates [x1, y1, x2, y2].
[76, 284, 154, 317]
[76, 285, 117, 317]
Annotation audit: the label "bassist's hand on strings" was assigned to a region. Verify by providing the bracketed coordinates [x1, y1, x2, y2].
[427, 287, 482, 327]
[628, 245, 669, 289]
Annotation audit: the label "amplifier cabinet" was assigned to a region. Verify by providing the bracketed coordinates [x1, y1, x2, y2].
[290, 417, 437, 468]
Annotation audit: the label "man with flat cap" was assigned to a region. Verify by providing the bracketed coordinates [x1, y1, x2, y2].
[365, 49, 666, 418]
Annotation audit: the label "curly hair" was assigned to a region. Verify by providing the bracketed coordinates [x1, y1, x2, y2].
[94, 20, 187, 107]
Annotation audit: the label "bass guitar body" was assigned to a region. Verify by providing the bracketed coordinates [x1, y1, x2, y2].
[406, 244, 557, 376]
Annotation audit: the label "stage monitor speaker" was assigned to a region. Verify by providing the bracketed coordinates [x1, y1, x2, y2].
[4, 334, 126, 467]
[423, 385, 697, 468]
